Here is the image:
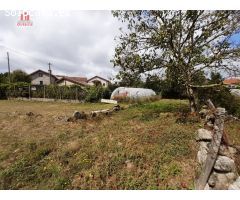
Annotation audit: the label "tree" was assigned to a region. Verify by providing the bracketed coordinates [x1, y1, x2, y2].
[0, 72, 8, 83]
[11, 69, 31, 83]
[112, 10, 240, 112]
[115, 70, 144, 87]
[144, 74, 162, 94]
[209, 72, 223, 84]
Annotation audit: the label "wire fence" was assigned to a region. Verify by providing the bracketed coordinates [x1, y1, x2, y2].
[0, 82, 112, 103]
[0, 83, 86, 101]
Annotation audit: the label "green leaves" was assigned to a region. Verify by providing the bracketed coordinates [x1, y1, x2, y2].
[112, 10, 240, 110]
[113, 10, 240, 74]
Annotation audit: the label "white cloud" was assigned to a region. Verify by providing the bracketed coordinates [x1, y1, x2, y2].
[0, 10, 121, 79]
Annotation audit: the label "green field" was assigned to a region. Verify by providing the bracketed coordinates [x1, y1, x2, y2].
[0, 100, 239, 189]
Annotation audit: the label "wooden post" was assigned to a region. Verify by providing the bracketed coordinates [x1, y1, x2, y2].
[14, 84, 16, 97]
[43, 85, 46, 99]
[75, 87, 78, 101]
[7, 52, 11, 84]
[195, 99, 226, 190]
[60, 87, 62, 100]
[206, 99, 215, 110]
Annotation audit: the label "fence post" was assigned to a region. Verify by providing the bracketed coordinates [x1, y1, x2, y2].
[28, 85, 31, 99]
[13, 84, 16, 99]
[75, 87, 78, 101]
[60, 87, 62, 100]
[195, 99, 226, 189]
[44, 85, 46, 99]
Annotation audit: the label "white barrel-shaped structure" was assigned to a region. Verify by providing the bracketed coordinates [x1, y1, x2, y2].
[110, 87, 156, 100]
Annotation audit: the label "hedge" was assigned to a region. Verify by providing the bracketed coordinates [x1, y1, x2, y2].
[0, 82, 112, 102]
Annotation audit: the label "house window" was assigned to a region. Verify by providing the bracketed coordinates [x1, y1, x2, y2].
[39, 73, 43, 77]
[103, 83, 105, 86]
[40, 81, 43, 85]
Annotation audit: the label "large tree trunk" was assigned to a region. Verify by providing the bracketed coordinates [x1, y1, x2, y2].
[186, 85, 197, 113]
[187, 83, 222, 112]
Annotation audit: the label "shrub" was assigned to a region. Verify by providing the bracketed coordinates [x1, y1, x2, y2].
[160, 80, 187, 99]
[40, 85, 86, 100]
[113, 95, 161, 104]
[0, 84, 8, 99]
[0, 83, 113, 102]
[0, 82, 30, 99]
[0, 83, 86, 101]
[197, 86, 240, 117]
[84, 86, 111, 102]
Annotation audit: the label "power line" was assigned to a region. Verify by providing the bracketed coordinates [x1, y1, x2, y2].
[0, 44, 54, 75]
[0, 44, 47, 64]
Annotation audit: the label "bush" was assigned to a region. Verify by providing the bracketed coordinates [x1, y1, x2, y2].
[113, 95, 161, 104]
[0, 84, 8, 99]
[84, 85, 114, 102]
[160, 80, 187, 99]
[0, 82, 30, 99]
[0, 83, 114, 103]
[197, 86, 240, 117]
[0, 83, 86, 101]
[37, 85, 86, 100]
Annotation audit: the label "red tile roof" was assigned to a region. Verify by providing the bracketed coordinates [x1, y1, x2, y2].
[68, 77, 88, 83]
[223, 78, 240, 85]
[56, 76, 88, 86]
[87, 76, 110, 83]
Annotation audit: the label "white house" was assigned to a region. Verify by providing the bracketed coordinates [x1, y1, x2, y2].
[29, 69, 110, 87]
[29, 69, 58, 85]
[87, 76, 110, 87]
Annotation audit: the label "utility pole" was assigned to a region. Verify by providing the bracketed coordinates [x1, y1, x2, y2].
[48, 62, 52, 84]
[7, 52, 11, 83]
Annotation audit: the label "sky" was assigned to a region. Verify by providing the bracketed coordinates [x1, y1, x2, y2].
[0, 10, 240, 80]
[0, 10, 121, 79]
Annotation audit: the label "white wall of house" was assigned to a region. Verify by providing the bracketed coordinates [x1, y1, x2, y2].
[31, 72, 56, 85]
[88, 77, 109, 87]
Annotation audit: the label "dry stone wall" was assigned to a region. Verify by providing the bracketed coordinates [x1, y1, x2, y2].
[196, 105, 240, 190]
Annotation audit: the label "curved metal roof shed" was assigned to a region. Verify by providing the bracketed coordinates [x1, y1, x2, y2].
[110, 87, 156, 100]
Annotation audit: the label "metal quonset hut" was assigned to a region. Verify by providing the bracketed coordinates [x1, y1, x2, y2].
[110, 87, 156, 100]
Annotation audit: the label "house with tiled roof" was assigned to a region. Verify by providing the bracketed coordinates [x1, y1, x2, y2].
[223, 77, 240, 88]
[29, 69, 58, 85]
[87, 75, 110, 87]
[56, 76, 88, 86]
[29, 69, 109, 87]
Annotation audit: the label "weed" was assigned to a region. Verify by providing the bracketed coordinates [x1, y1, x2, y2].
[54, 177, 71, 190]
[70, 153, 94, 172]
[35, 147, 52, 160]
[27, 142, 37, 152]
[139, 110, 160, 121]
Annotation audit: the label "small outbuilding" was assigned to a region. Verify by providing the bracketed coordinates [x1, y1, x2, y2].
[110, 87, 156, 100]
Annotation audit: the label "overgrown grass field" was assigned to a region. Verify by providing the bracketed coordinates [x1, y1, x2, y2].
[0, 100, 239, 189]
